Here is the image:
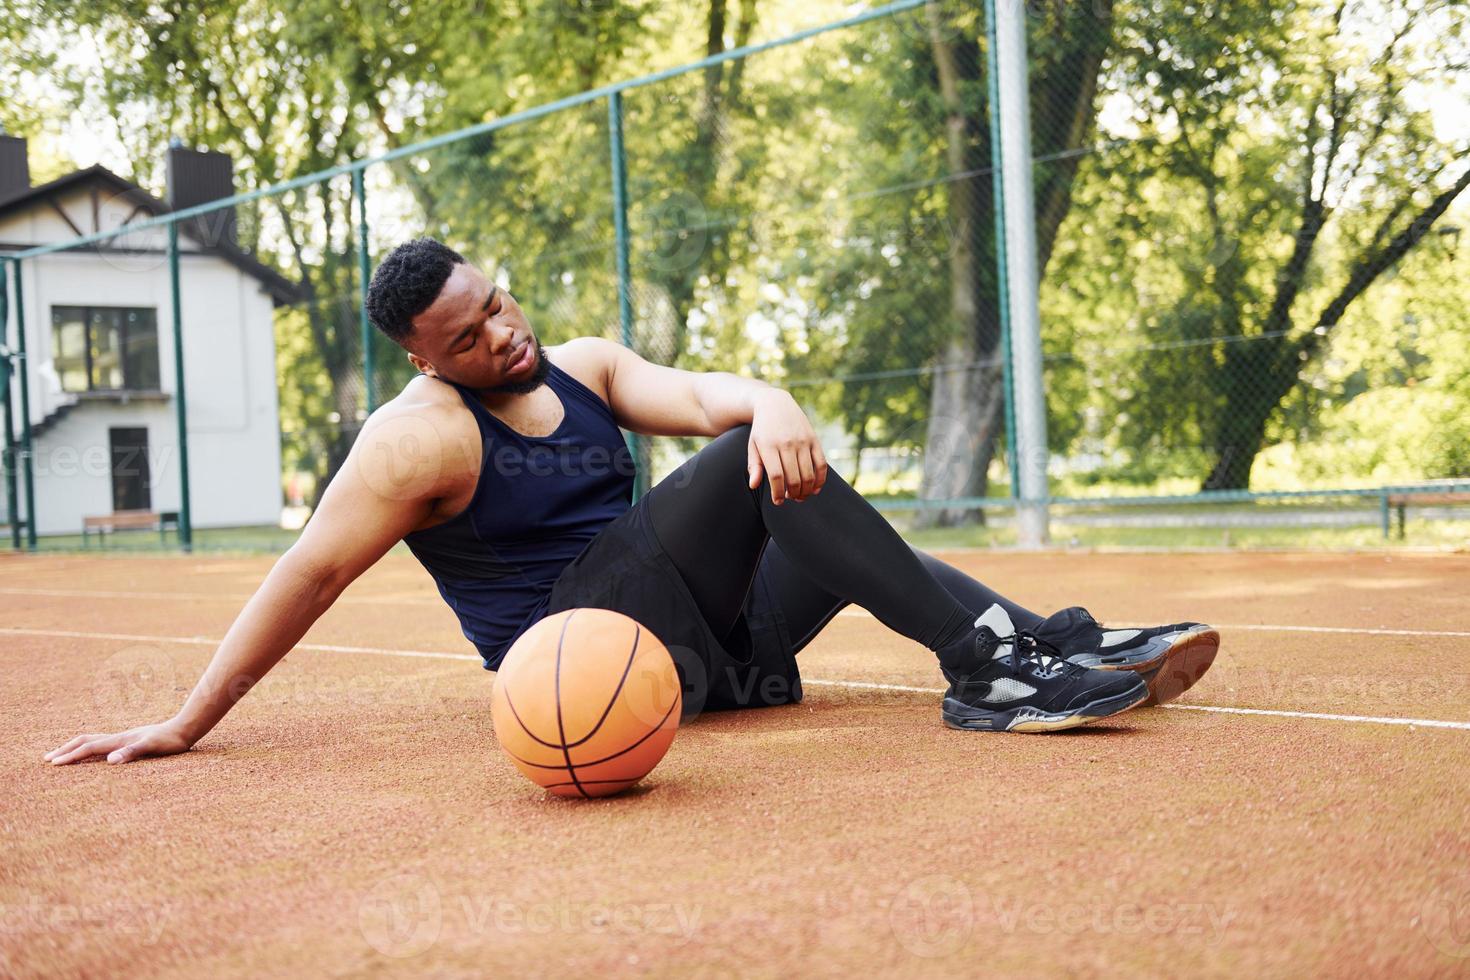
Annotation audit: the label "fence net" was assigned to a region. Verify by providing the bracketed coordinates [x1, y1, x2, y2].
[622, 3, 1012, 513]
[1034, 0, 1470, 502]
[3, 0, 1467, 552]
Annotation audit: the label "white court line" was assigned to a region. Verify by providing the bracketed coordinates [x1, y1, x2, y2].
[6, 588, 1466, 638]
[1159, 703, 1470, 730]
[803, 678, 942, 694]
[5, 624, 1468, 733]
[0, 587, 440, 607]
[832, 607, 1470, 639]
[799, 679, 1470, 730]
[0, 627, 480, 662]
[1216, 624, 1470, 638]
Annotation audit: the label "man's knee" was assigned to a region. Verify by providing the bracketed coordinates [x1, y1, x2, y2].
[716, 422, 753, 445]
[714, 424, 758, 486]
[706, 424, 753, 465]
[667, 423, 753, 491]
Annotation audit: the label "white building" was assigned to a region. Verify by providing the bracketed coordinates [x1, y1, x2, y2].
[0, 137, 297, 537]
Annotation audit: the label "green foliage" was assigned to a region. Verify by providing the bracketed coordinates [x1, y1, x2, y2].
[8, 0, 1467, 509]
[1043, 0, 1470, 491]
[0, 0, 80, 181]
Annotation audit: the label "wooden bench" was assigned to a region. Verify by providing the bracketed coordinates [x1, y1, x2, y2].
[82, 510, 181, 546]
[1383, 492, 1470, 539]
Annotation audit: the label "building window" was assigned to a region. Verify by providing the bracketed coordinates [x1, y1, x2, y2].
[50, 306, 161, 393]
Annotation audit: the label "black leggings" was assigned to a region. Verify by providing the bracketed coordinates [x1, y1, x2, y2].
[643, 425, 1041, 655]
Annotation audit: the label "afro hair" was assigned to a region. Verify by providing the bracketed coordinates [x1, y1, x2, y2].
[365, 237, 467, 344]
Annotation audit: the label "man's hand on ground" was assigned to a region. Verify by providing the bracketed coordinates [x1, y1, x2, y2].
[747, 389, 829, 505]
[44, 721, 195, 766]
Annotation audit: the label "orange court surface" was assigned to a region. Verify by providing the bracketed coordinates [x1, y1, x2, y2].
[4, 548, 1469, 976]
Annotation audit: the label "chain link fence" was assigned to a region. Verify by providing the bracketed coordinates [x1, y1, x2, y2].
[1036, 0, 1470, 505]
[3, 0, 1467, 551]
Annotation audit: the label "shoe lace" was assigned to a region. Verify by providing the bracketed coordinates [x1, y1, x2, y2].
[999, 630, 1081, 677]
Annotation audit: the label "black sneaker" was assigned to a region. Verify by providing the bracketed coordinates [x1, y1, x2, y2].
[1031, 607, 1220, 706]
[938, 616, 1148, 733]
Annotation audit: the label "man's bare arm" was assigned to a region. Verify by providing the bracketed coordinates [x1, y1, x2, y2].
[44, 397, 460, 765]
[568, 336, 829, 505]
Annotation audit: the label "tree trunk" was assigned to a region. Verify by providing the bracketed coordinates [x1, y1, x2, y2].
[850, 418, 869, 488]
[916, 2, 1114, 526]
[640, 0, 755, 369]
[920, 342, 1006, 525]
[307, 285, 367, 508]
[1201, 385, 1276, 491]
[1199, 326, 1287, 490]
[1029, 0, 1115, 263]
[915, 11, 1000, 527]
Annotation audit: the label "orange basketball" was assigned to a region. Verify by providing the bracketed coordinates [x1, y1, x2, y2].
[490, 608, 682, 798]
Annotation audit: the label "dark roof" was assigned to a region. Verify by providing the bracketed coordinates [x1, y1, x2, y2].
[0, 164, 304, 305]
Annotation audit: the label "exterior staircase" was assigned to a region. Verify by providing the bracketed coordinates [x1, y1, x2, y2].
[32, 398, 79, 439]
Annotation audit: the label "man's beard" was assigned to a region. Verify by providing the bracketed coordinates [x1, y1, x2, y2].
[486, 340, 551, 395]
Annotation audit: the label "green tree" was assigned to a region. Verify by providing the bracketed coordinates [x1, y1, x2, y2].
[35, 0, 654, 501]
[1099, 0, 1470, 490]
[811, 0, 1117, 523]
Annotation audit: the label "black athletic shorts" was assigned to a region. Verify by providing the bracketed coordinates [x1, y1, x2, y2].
[544, 492, 803, 718]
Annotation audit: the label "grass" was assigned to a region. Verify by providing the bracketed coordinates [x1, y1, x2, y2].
[11, 504, 1468, 557]
[902, 519, 1470, 551]
[25, 524, 305, 556]
[17, 521, 1470, 557]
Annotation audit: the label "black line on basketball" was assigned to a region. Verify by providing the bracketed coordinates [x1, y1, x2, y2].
[541, 777, 648, 790]
[565, 622, 641, 749]
[553, 610, 590, 799]
[503, 694, 679, 771]
[503, 688, 562, 750]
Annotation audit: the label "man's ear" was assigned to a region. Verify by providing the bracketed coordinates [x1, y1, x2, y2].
[407, 351, 437, 378]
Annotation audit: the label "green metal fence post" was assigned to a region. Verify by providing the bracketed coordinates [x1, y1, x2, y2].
[1, 354, 15, 552]
[354, 166, 376, 415]
[987, 0, 1050, 547]
[11, 259, 36, 551]
[608, 90, 645, 501]
[0, 259, 17, 550]
[168, 223, 194, 551]
[984, 3, 1020, 501]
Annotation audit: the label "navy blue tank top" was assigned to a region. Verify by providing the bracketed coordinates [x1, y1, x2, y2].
[402, 361, 636, 668]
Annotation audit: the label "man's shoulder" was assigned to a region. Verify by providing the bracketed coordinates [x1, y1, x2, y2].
[372, 373, 469, 421]
[549, 335, 620, 367]
[365, 375, 481, 443]
[547, 336, 617, 404]
[352, 376, 481, 490]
